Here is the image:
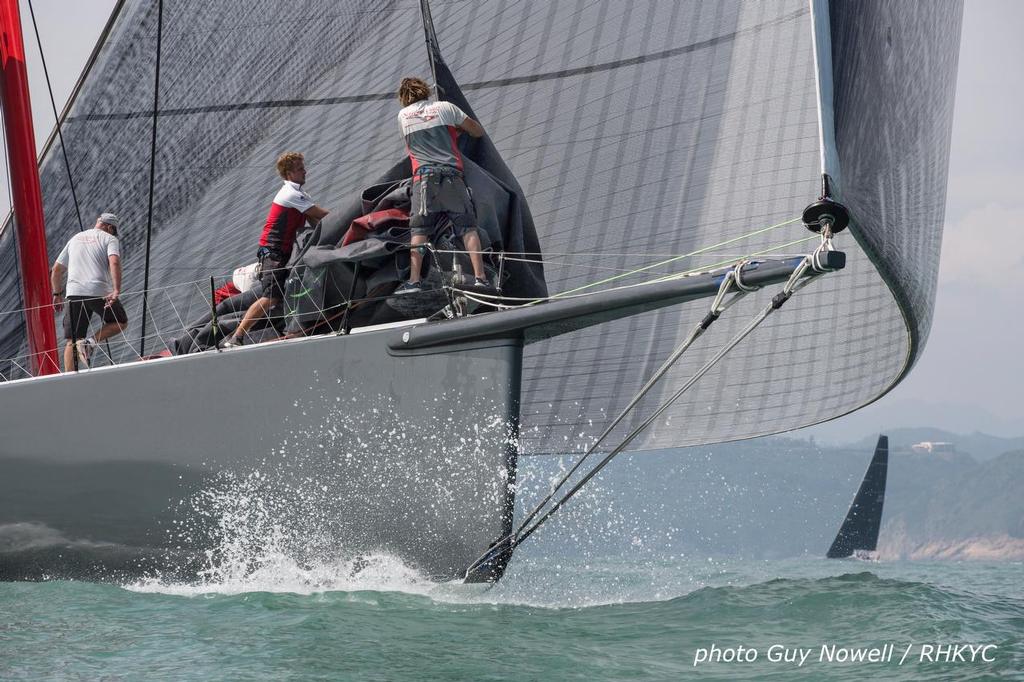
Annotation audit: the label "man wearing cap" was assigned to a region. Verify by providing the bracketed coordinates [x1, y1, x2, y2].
[50, 213, 128, 370]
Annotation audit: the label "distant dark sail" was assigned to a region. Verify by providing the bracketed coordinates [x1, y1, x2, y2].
[827, 435, 888, 558]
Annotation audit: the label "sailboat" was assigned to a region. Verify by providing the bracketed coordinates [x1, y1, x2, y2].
[827, 435, 888, 560]
[0, 0, 962, 582]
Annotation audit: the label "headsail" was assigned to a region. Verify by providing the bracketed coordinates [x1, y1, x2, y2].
[0, 1, 962, 456]
[827, 435, 888, 559]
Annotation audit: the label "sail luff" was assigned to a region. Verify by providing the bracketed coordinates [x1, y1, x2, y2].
[808, 0, 840, 185]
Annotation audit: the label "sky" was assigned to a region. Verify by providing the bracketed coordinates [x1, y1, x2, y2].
[3, 0, 1021, 442]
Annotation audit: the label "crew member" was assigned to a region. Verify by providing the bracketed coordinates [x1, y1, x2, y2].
[393, 77, 488, 294]
[221, 152, 329, 347]
[51, 212, 128, 370]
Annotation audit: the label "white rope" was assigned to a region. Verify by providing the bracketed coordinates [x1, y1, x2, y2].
[731, 260, 760, 292]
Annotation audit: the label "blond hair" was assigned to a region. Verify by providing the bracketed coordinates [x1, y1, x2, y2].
[398, 77, 431, 107]
[276, 151, 304, 179]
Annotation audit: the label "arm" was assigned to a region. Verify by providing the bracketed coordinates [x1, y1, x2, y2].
[106, 254, 122, 305]
[304, 205, 330, 227]
[51, 262, 67, 312]
[458, 117, 484, 138]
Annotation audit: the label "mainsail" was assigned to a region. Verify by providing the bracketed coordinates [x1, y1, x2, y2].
[0, 0, 962, 454]
[827, 435, 888, 558]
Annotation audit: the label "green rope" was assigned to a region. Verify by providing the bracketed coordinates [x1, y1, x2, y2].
[537, 217, 801, 303]
[644, 235, 819, 285]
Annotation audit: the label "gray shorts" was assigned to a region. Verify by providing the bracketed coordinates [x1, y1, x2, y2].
[409, 171, 476, 237]
[63, 296, 128, 340]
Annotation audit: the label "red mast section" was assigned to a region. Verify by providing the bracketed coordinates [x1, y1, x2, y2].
[0, 0, 58, 375]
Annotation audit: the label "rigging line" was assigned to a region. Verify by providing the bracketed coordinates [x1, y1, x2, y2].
[529, 218, 801, 304]
[26, 0, 84, 233]
[503, 252, 811, 267]
[455, 238, 814, 306]
[643, 236, 817, 286]
[467, 273, 750, 578]
[138, 0, 164, 357]
[0, 231, 808, 322]
[472, 259, 828, 576]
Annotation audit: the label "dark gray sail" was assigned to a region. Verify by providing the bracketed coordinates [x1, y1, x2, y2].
[827, 435, 888, 559]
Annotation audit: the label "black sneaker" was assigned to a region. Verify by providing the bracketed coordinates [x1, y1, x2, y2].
[472, 277, 489, 288]
[394, 281, 423, 295]
[219, 336, 243, 349]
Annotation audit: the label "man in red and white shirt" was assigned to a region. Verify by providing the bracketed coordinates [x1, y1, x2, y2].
[222, 152, 329, 347]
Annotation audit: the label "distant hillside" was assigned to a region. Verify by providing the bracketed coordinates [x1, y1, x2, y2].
[880, 449, 1024, 560]
[517, 438, 1024, 561]
[849, 428, 1024, 461]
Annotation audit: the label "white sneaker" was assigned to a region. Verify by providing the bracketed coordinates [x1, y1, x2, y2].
[75, 337, 97, 367]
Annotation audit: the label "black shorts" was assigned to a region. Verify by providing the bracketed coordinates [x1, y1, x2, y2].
[258, 251, 289, 301]
[63, 296, 128, 341]
[409, 171, 476, 237]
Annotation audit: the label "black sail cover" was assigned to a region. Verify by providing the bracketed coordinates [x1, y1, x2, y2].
[0, 1, 962, 455]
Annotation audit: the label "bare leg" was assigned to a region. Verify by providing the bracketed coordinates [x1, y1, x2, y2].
[232, 296, 278, 341]
[94, 320, 127, 343]
[409, 234, 429, 283]
[63, 342, 75, 372]
[462, 230, 486, 279]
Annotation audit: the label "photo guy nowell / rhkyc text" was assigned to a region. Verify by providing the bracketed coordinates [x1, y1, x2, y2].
[692, 643, 998, 667]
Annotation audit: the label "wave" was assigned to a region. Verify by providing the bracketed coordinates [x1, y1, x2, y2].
[0, 522, 120, 552]
[125, 552, 453, 597]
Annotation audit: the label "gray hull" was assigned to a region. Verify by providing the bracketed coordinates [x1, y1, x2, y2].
[0, 322, 522, 581]
[0, 258, 820, 582]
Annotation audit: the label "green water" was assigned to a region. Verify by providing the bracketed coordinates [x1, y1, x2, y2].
[2, 558, 1021, 681]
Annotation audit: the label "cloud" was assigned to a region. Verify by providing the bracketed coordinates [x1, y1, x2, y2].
[939, 202, 1024, 289]
[944, 171, 1024, 220]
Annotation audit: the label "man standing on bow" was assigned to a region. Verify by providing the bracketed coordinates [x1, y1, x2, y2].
[51, 212, 128, 370]
[221, 151, 329, 347]
[394, 77, 488, 294]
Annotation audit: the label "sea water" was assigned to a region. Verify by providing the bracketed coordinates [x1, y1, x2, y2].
[2, 557, 1022, 680]
[2, 451, 1022, 681]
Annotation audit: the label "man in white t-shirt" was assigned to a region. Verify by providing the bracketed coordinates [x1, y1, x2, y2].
[393, 77, 487, 294]
[220, 151, 329, 348]
[50, 212, 128, 370]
